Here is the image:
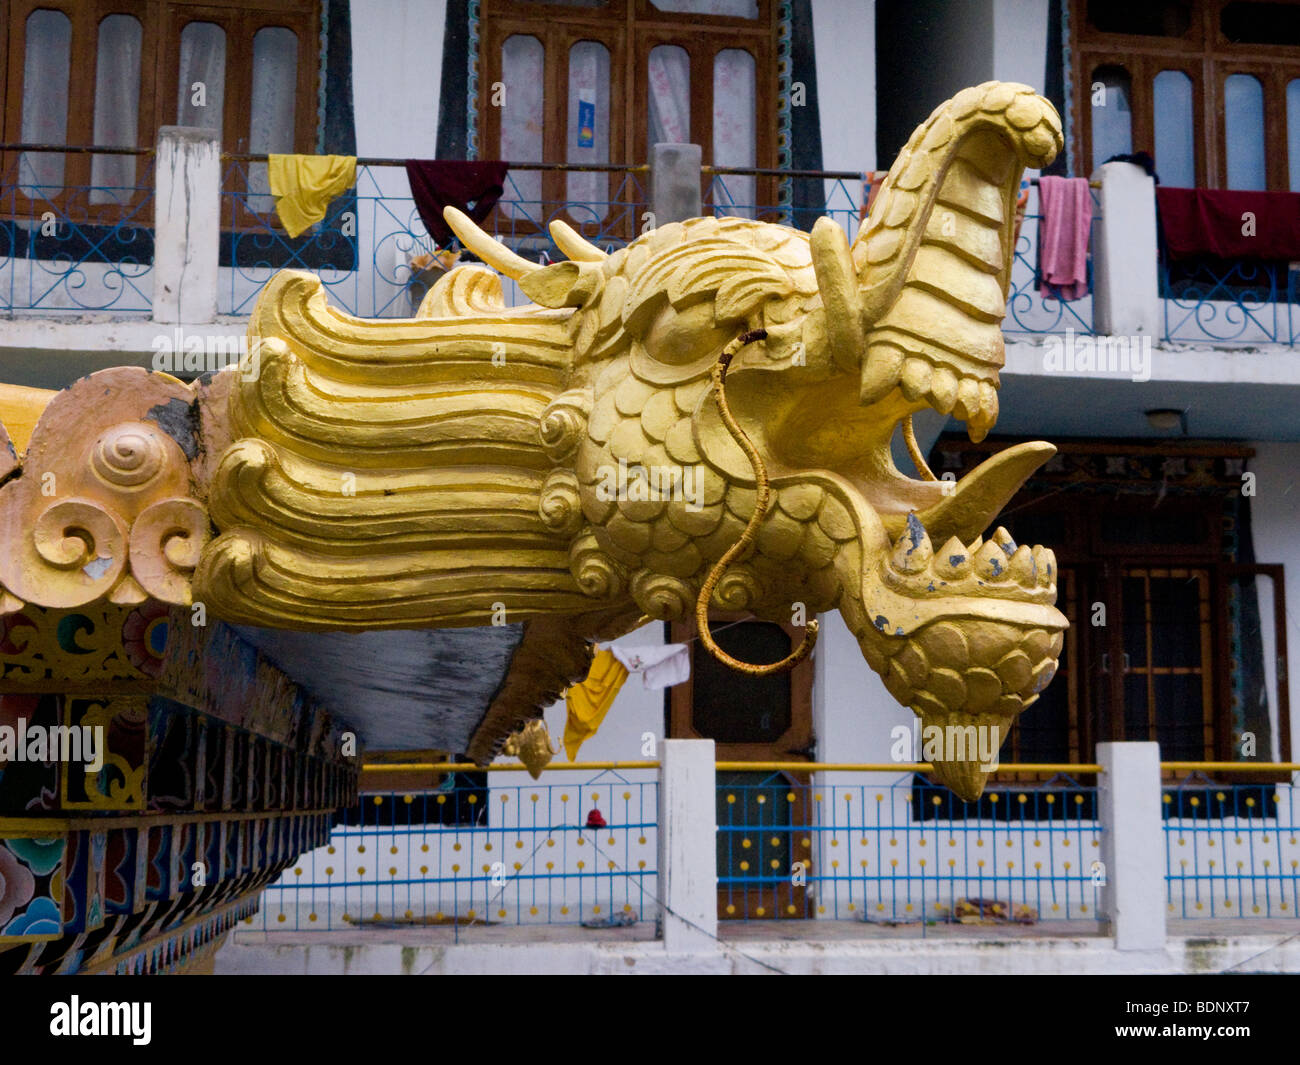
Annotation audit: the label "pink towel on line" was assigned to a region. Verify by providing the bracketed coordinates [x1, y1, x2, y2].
[1036, 176, 1093, 302]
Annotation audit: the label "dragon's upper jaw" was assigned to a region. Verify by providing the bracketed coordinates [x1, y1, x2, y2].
[724, 372, 1057, 550]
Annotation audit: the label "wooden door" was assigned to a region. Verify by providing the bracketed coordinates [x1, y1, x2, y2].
[669, 614, 814, 920]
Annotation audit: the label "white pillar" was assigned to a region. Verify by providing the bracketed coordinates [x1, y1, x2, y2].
[1097, 741, 1166, 950]
[153, 126, 220, 325]
[658, 738, 718, 953]
[1090, 161, 1160, 339]
[651, 143, 702, 226]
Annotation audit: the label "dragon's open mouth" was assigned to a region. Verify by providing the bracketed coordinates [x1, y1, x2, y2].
[713, 370, 1069, 801]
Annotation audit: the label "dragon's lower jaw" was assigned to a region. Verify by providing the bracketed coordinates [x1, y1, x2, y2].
[838, 516, 1067, 800]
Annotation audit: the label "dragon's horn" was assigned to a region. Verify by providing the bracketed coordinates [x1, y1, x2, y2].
[549, 219, 608, 262]
[442, 206, 540, 280]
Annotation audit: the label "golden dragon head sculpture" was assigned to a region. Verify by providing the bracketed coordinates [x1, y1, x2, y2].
[186, 81, 1068, 798]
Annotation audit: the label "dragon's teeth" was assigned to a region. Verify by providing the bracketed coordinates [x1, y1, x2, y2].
[1032, 545, 1050, 586]
[934, 536, 972, 578]
[992, 526, 1016, 555]
[974, 539, 1009, 580]
[967, 382, 999, 442]
[929, 367, 959, 414]
[1008, 544, 1036, 586]
[862, 342, 905, 404]
[891, 516, 933, 573]
[954, 377, 981, 421]
[900, 358, 932, 402]
[1041, 547, 1057, 582]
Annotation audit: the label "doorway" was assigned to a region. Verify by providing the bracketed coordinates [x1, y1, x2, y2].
[668, 614, 814, 919]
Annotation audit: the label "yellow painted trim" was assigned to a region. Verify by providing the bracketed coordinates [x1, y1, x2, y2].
[0, 381, 55, 454]
[1161, 762, 1300, 773]
[0, 819, 68, 837]
[0, 806, 338, 837]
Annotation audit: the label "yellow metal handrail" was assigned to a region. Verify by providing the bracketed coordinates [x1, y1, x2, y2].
[715, 761, 1101, 773]
[361, 760, 659, 773]
[362, 760, 1300, 775]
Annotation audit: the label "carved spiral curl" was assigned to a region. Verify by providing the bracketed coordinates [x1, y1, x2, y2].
[130, 499, 211, 603]
[538, 388, 592, 463]
[568, 533, 628, 600]
[711, 563, 764, 612]
[538, 470, 585, 536]
[631, 569, 693, 622]
[91, 422, 167, 488]
[33, 499, 126, 572]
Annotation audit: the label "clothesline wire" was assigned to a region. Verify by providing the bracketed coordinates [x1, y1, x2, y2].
[599, 614, 758, 653]
[417, 810, 791, 975]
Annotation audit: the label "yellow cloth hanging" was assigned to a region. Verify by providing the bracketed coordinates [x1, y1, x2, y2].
[268, 154, 357, 237]
[563, 648, 629, 761]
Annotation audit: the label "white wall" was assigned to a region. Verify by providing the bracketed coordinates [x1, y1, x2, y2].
[991, 0, 1049, 94]
[1245, 442, 1300, 762]
[349, 0, 447, 159]
[812, 0, 875, 216]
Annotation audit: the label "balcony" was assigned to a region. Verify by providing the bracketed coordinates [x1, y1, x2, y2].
[2, 133, 1297, 351]
[218, 742, 1300, 974]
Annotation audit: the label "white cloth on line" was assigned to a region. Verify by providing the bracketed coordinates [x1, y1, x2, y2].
[610, 643, 690, 690]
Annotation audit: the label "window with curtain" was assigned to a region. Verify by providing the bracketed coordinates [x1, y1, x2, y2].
[176, 22, 227, 131]
[2, 1, 320, 223]
[712, 49, 757, 215]
[1089, 66, 1133, 171]
[247, 27, 300, 215]
[651, 0, 759, 15]
[91, 14, 142, 205]
[1152, 69, 1195, 188]
[566, 41, 611, 211]
[647, 45, 690, 145]
[19, 8, 71, 198]
[480, 0, 776, 235]
[1289, 79, 1300, 192]
[1072, 0, 1300, 189]
[500, 34, 545, 219]
[1224, 73, 1266, 189]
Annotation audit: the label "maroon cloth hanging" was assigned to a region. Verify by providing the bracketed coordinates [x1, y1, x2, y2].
[405, 160, 510, 246]
[1156, 187, 1300, 261]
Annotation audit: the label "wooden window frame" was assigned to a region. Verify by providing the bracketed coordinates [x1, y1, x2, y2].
[480, 0, 778, 237]
[1070, 0, 1300, 189]
[0, 0, 319, 228]
[668, 613, 813, 763]
[991, 492, 1290, 780]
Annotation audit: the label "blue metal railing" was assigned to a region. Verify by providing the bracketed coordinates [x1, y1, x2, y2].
[1162, 259, 1300, 346]
[1003, 181, 1101, 337]
[1163, 776, 1300, 918]
[0, 147, 154, 315]
[258, 775, 659, 932]
[716, 772, 1103, 926]
[704, 171, 863, 239]
[218, 162, 650, 318]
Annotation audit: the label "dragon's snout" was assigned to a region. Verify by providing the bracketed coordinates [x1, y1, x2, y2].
[854, 517, 1068, 800]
